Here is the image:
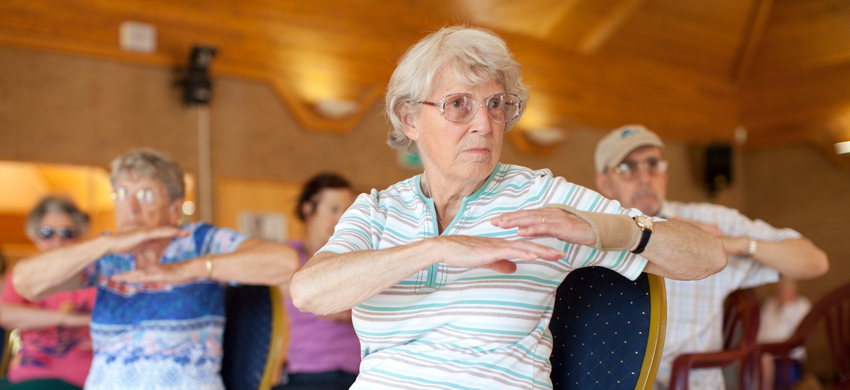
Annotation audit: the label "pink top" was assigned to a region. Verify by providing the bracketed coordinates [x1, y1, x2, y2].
[1, 272, 97, 387]
[283, 241, 361, 374]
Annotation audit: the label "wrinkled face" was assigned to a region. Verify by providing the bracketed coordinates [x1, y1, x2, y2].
[596, 146, 668, 216]
[113, 175, 182, 232]
[403, 70, 506, 185]
[304, 188, 355, 244]
[32, 212, 81, 252]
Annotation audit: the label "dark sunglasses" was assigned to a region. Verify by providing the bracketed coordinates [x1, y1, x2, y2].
[37, 226, 78, 239]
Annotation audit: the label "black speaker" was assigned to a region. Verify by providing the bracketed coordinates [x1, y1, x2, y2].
[182, 45, 217, 105]
[705, 144, 732, 195]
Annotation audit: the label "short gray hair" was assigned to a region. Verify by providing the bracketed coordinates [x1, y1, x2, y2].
[385, 26, 529, 152]
[110, 148, 185, 202]
[25, 196, 90, 240]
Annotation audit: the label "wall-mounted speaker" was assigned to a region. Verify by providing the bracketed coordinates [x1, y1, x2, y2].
[182, 45, 217, 105]
[705, 143, 732, 196]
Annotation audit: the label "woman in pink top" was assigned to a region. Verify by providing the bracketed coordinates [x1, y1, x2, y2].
[0, 197, 97, 390]
[276, 174, 359, 390]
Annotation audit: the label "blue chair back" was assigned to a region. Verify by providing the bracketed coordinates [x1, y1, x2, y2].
[221, 284, 283, 390]
[549, 267, 666, 390]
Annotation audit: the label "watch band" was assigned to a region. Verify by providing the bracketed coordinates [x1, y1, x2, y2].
[632, 228, 652, 254]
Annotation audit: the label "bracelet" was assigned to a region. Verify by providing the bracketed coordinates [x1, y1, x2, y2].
[205, 255, 213, 279]
[745, 237, 758, 258]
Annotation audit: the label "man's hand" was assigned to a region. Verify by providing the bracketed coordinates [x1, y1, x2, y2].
[673, 217, 749, 256]
[110, 260, 203, 284]
[491, 208, 597, 247]
[672, 217, 723, 238]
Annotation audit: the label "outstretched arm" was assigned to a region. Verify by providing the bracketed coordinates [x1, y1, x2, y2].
[679, 217, 828, 279]
[491, 208, 726, 281]
[111, 239, 300, 286]
[290, 236, 565, 316]
[0, 304, 90, 330]
[13, 226, 187, 301]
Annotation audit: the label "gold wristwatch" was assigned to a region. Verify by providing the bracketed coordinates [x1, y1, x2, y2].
[632, 216, 654, 254]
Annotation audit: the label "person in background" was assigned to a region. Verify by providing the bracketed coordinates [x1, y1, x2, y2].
[275, 173, 359, 390]
[290, 26, 727, 389]
[758, 278, 812, 390]
[593, 125, 829, 390]
[12, 149, 300, 390]
[0, 196, 97, 390]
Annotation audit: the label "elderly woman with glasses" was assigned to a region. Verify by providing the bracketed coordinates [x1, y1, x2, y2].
[13, 149, 300, 390]
[0, 196, 96, 390]
[290, 26, 727, 389]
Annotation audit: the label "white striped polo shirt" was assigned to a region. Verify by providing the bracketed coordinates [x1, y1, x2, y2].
[319, 163, 649, 390]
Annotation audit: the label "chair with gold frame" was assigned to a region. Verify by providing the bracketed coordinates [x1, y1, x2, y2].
[0, 328, 21, 377]
[220, 285, 285, 390]
[549, 267, 666, 390]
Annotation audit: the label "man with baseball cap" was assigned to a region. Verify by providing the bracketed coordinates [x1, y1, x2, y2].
[594, 124, 829, 390]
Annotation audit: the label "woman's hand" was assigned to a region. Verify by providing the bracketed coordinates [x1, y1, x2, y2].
[107, 226, 189, 255]
[431, 235, 565, 274]
[491, 208, 597, 247]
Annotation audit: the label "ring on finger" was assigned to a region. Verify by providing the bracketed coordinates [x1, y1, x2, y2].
[540, 215, 545, 224]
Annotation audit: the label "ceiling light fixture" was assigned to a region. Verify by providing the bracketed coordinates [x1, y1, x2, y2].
[835, 141, 850, 155]
[314, 99, 359, 119]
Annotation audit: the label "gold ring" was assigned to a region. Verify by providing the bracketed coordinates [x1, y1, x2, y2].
[540, 215, 545, 224]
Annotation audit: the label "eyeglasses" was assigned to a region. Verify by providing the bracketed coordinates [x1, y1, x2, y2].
[111, 187, 162, 205]
[37, 226, 78, 240]
[417, 93, 522, 124]
[610, 159, 669, 180]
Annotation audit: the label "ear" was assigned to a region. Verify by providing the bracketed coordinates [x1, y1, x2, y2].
[595, 173, 614, 199]
[301, 202, 314, 222]
[399, 103, 419, 142]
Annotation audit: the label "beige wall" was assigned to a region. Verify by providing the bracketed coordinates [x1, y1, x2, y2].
[2, 44, 849, 379]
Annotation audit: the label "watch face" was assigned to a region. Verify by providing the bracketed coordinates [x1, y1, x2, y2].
[635, 216, 654, 230]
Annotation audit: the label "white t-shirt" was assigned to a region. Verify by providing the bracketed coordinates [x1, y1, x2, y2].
[320, 163, 650, 390]
[758, 296, 811, 360]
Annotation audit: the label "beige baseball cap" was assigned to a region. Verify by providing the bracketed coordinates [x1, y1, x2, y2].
[594, 124, 664, 173]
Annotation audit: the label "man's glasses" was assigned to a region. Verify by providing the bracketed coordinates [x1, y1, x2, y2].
[611, 159, 669, 180]
[111, 187, 161, 205]
[417, 93, 522, 124]
[37, 226, 78, 240]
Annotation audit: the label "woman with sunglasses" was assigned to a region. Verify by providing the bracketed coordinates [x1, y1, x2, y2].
[0, 196, 96, 390]
[290, 26, 727, 389]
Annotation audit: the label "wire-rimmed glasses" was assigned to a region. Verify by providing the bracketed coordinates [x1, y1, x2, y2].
[610, 159, 669, 180]
[417, 93, 522, 124]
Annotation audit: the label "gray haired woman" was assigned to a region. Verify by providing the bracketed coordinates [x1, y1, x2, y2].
[291, 26, 725, 389]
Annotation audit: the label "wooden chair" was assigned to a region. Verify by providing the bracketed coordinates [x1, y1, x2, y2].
[220, 285, 285, 390]
[669, 288, 761, 390]
[549, 267, 667, 390]
[757, 281, 850, 390]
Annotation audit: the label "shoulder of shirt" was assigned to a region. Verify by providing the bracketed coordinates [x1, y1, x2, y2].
[357, 176, 419, 206]
[663, 200, 744, 217]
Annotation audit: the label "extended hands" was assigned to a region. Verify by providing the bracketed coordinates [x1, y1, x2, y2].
[674, 217, 752, 257]
[490, 208, 598, 247]
[433, 235, 565, 274]
[107, 227, 195, 284]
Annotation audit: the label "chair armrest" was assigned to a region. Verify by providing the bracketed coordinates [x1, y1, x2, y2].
[755, 334, 806, 358]
[670, 346, 757, 390]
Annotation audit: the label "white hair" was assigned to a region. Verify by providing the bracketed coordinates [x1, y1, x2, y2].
[385, 26, 529, 152]
[109, 148, 185, 202]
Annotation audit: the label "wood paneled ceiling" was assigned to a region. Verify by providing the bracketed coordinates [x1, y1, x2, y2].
[1, 0, 849, 160]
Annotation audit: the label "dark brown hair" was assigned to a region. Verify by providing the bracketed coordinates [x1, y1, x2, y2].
[296, 173, 352, 221]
